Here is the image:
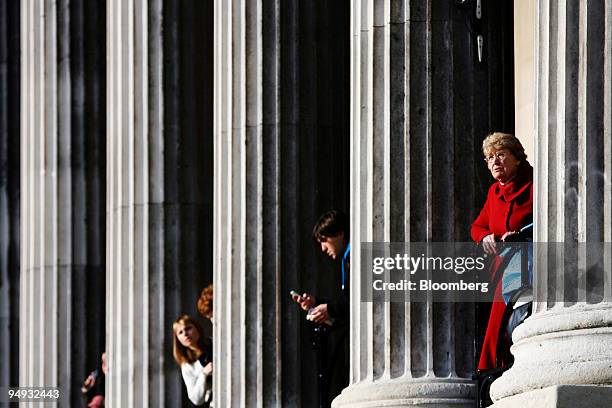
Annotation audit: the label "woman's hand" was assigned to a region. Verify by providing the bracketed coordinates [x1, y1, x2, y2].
[203, 362, 212, 376]
[501, 231, 518, 242]
[482, 234, 497, 254]
[87, 395, 104, 408]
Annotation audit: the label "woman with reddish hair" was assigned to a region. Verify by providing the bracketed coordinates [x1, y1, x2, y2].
[197, 284, 213, 321]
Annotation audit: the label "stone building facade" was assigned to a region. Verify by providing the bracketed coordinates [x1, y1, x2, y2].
[1, 0, 611, 407]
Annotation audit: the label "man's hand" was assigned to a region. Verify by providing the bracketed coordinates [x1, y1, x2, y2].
[292, 292, 316, 311]
[203, 362, 213, 376]
[83, 375, 95, 389]
[81, 373, 97, 393]
[482, 234, 497, 254]
[308, 303, 330, 324]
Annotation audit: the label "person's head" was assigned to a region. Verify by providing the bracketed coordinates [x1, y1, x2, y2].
[101, 352, 108, 375]
[172, 315, 204, 365]
[482, 132, 527, 183]
[197, 284, 213, 320]
[312, 210, 349, 260]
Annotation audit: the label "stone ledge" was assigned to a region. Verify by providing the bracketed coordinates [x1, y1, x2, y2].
[491, 385, 612, 408]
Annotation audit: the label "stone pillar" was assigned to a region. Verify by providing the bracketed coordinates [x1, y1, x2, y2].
[105, 0, 213, 406]
[490, 1, 612, 406]
[18, 1, 106, 406]
[333, 1, 515, 406]
[0, 0, 20, 401]
[214, 0, 350, 406]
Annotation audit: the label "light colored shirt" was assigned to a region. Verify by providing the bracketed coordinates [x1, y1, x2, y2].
[180, 360, 210, 406]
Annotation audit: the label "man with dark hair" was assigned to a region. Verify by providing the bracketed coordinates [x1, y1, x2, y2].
[292, 210, 350, 406]
[312, 209, 350, 243]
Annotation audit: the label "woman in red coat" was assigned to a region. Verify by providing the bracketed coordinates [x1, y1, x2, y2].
[472, 132, 533, 370]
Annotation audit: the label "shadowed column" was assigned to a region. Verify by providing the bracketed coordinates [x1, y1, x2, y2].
[0, 0, 20, 405]
[214, 0, 350, 406]
[19, 1, 105, 406]
[491, 1, 612, 406]
[333, 0, 514, 406]
[105, 1, 213, 407]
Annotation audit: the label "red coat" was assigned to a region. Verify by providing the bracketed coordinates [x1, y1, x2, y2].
[472, 163, 533, 370]
[471, 164, 533, 243]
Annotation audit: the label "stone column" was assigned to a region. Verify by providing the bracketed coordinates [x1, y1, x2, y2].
[105, 1, 213, 406]
[214, 0, 350, 406]
[490, 1, 612, 406]
[333, 1, 515, 406]
[18, 1, 106, 406]
[0, 0, 20, 401]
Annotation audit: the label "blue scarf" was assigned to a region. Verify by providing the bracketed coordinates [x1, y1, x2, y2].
[341, 243, 351, 290]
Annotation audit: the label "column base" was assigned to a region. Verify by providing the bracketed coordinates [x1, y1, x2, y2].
[491, 385, 612, 408]
[489, 304, 612, 401]
[331, 378, 474, 408]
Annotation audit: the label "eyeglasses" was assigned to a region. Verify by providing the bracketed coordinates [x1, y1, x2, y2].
[484, 151, 508, 164]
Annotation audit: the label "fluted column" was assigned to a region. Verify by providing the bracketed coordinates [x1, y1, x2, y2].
[18, 1, 106, 406]
[491, 1, 612, 406]
[105, 1, 213, 406]
[0, 0, 20, 402]
[333, 1, 515, 407]
[214, 0, 350, 406]
[213, 2, 280, 405]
